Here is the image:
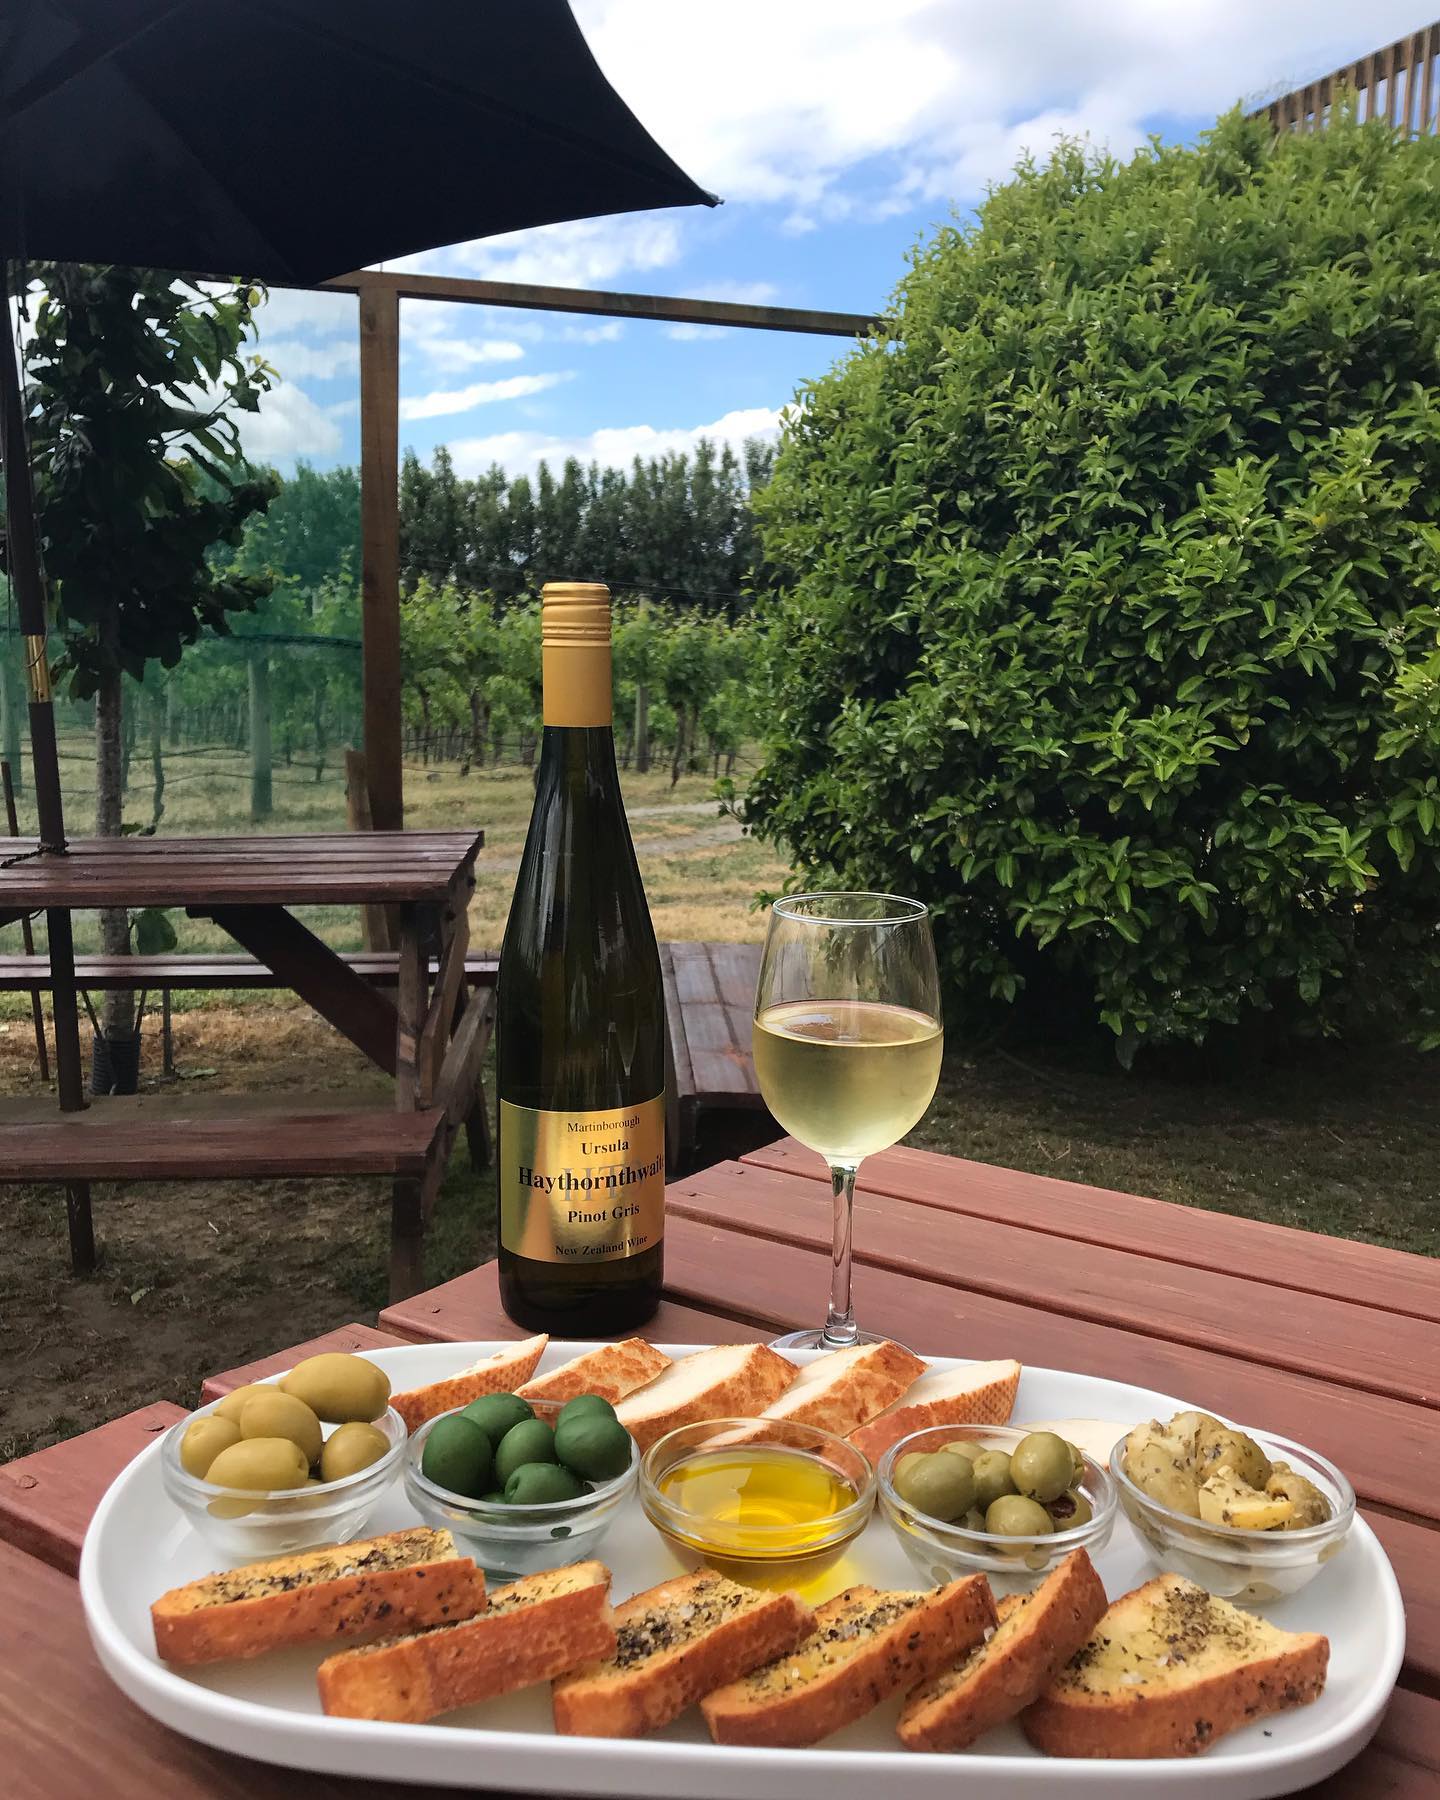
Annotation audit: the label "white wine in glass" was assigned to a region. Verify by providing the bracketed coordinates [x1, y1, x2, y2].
[752, 894, 942, 1350]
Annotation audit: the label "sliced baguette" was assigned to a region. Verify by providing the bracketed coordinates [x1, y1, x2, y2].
[614, 1344, 797, 1451]
[758, 1340, 928, 1439]
[391, 1334, 548, 1432]
[1022, 1573, 1329, 1759]
[552, 1568, 815, 1737]
[151, 1526, 485, 1666]
[702, 1575, 996, 1748]
[517, 1338, 672, 1405]
[898, 1549, 1108, 1751]
[317, 1560, 614, 1723]
[849, 1359, 1021, 1462]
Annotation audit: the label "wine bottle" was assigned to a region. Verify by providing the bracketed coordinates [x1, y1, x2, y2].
[496, 581, 665, 1333]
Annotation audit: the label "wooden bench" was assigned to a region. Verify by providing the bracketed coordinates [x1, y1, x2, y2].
[660, 940, 771, 1168]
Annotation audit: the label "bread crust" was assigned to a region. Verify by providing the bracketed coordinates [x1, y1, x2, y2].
[760, 1340, 929, 1439]
[517, 1338, 672, 1405]
[552, 1569, 815, 1737]
[702, 1575, 996, 1748]
[391, 1334, 549, 1431]
[1021, 1574, 1330, 1759]
[317, 1561, 614, 1723]
[899, 1549, 1108, 1752]
[849, 1360, 1021, 1463]
[151, 1527, 485, 1666]
[615, 1344, 798, 1451]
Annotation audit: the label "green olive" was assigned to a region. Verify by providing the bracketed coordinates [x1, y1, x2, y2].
[556, 1393, 617, 1424]
[320, 1420, 391, 1483]
[893, 1450, 976, 1522]
[212, 1383, 271, 1424]
[494, 1418, 558, 1486]
[504, 1462, 588, 1505]
[462, 1392, 535, 1446]
[205, 1436, 310, 1492]
[984, 1494, 1055, 1537]
[1065, 1440, 1087, 1485]
[895, 1451, 931, 1481]
[239, 1389, 323, 1466]
[940, 1439, 986, 1463]
[1046, 1487, 1094, 1529]
[1010, 1432, 1075, 1504]
[421, 1415, 493, 1498]
[553, 1413, 632, 1481]
[970, 1449, 1018, 1510]
[281, 1353, 390, 1424]
[180, 1414, 242, 1479]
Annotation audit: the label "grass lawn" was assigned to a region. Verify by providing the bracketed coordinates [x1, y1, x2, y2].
[1, 743, 1435, 1460]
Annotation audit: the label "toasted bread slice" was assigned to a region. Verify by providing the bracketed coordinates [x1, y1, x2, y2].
[391, 1334, 548, 1432]
[317, 1560, 614, 1723]
[849, 1360, 1021, 1462]
[151, 1527, 485, 1666]
[552, 1568, 815, 1737]
[758, 1340, 928, 1439]
[1022, 1573, 1329, 1759]
[614, 1344, 797, 1451]
[517, 1338, 672, 1406]
[898, 1549, 1108, 1751]
[702, 1575, 996, 1748]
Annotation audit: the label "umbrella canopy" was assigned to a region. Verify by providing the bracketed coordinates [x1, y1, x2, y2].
[0, 0, 715, 283]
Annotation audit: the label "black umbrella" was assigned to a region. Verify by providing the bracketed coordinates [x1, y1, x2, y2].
[0, 0, 714, 1105]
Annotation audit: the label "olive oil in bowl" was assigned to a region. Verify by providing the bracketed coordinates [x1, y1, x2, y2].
[640, 1419, 876, 1595]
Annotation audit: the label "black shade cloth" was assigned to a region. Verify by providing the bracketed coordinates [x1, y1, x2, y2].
[0, 0, 715, 284]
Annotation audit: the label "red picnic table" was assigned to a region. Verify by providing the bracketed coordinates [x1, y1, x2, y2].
[1, 1137, 1437, 1795]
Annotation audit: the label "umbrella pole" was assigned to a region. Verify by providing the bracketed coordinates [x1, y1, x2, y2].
[1, 258, 87, 1115]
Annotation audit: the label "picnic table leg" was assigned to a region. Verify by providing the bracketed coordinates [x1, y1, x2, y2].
[389, 1175, 424, 1300]
[65, 1182, 95, 1273]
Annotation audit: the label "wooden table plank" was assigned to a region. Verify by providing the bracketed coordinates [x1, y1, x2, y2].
[668, 1161, 1440, 1407]
[0, 1544, 464, 1800]
[200, 1324, 408, 1401]
[660, 1213, 1440, 1525]
[744, 1138, 1440, 1325]
[0, 1404, 185, 1576]
[379, 1257, 764, 1345]
[1364, 1512, 1440, 1694]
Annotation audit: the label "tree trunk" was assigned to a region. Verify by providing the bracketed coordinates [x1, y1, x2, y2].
[95, 669, 134, 1039]
[634, 681, 650, 774]
[312, 684, 327, 783]
[0, 650, 21, 791]
[150, 694, 166, 829]
[165, 685, 181, 747]
[248, 652, 273, 820]
[670, 707, 688, 788]
[120, 688, 136, 794]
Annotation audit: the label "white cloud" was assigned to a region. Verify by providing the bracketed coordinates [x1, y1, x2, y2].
[409, 335, 526, 371]
[399, 370, 573, 422]
[258, 337, 358, 381]
[233, 380, 342, 464]
[447, 405, 782, 480]
[392, 214, 683, 289]
[254, 287, 354, 338]
[665, 323, 729, 341]
[559, 320, 626, 344]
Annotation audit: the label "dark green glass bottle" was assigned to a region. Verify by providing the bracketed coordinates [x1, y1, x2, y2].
[496, 582, 664, 1334]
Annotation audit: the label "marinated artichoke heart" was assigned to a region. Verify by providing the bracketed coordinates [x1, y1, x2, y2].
[1265, 1461, 1331, 1530]
[1122, 1420, 1201, 1517]
[1193, 1420, 1272, 1490]
[1198, 1464, 1294, 1530]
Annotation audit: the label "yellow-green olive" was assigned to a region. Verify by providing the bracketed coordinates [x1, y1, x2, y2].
[320, 1420, 391, 1483]
[970, 1449, 1018, 1510]
[179, 1414, 242, 1479]
[239, 1390, 323, 1466]
[984, 1494, 1055, 1537]
[941, 1439, 986, 1463]
[212, 1382, 271, 1423]
[1010, 1432, 1075, 1504]
[204, 1436, 310, 1492]
[281, 1353, 390, 1423]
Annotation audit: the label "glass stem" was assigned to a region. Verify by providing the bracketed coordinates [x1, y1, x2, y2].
[822, 1160, 860, 1347]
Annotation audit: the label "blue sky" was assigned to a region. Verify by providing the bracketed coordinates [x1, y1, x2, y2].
[241, 0, 1431, 481]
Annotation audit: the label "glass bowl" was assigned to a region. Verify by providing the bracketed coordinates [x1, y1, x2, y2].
[878, 1423, 1116, 1594]
[1109, 1425, 1355, 1604]
[639, 1417, 876, 1595]
[404, 1402, 638, 1580]
[160, 1401, 406, 1565]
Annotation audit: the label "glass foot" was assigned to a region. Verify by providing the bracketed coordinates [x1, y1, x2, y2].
[770, 1325, 906, 1352]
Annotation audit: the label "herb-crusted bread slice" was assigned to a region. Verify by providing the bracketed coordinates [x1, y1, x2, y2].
[317, 1560, 614, 1723]
[1022, 1573, 1329, 1759]
[614, 1344, 798, 1451]
[552, 1568, 815, 1737]
[899, 1549, 1108, 1751]
[517, 1338, 672, 1405]
[849, 1360, 1021, 1463]
[702, 1575, 996, 1748]
[151, 1526, 485, 1666]
[758, 1339, 928, 1439]
[390, 1334, 549, 1432]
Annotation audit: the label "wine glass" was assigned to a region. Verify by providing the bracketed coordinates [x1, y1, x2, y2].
[752, 893, 943, 1350]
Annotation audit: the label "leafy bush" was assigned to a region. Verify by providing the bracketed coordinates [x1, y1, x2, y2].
[748, 111, 1440, 1057]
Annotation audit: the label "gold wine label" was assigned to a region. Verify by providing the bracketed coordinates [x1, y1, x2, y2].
[499, 1093, 664, 1264]
[542, 581, 612, 727]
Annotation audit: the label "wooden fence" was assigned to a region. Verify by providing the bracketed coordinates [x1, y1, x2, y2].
[1255, 23, 1440, 135]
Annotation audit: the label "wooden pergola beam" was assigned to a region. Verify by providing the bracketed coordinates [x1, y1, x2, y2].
[1251, 20, 1440, 134]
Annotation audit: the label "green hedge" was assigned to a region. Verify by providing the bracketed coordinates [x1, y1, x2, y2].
[748, 111, 1440, 1058]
